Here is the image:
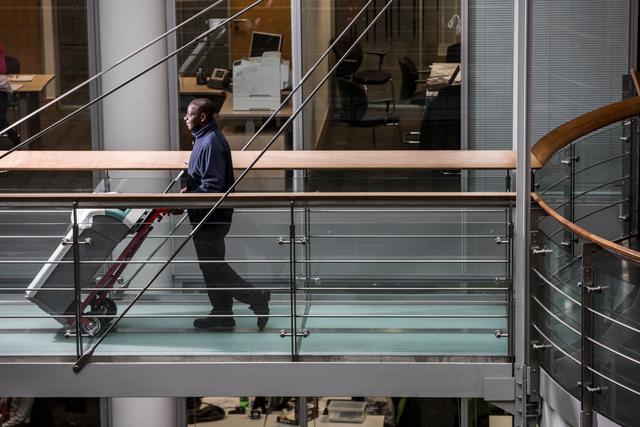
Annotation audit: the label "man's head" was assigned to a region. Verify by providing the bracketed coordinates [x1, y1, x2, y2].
[184, 98, 216, 131]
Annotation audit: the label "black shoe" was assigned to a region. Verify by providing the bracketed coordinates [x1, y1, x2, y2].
[249, 291, 270, 331]
[193, 311, 235, 329]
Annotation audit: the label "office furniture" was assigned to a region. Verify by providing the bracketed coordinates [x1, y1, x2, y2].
[218, 94, 291, 131]
[5, 56, 20, 74]
[334, 78, 399, 148]
[419, 84, 460, 150]
[446, 42, 461, 63]
[398, 56, 429, 106]
[331, 36, 394, 107]
[188, 412, 385, 427]
[426, 63, 460, 91]
[0, 91, 19, 146]
[218, 94, 292, 152]
[178, 77, 225, 96]
[8, 74, 55, 141]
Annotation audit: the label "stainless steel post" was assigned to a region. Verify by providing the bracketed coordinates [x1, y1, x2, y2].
[72, 202, 84, 357]
[289, 201, 299, 361]
[580, 243, 597, 427]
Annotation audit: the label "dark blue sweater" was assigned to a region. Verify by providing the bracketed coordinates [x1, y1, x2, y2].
[186, 121, 234, 225]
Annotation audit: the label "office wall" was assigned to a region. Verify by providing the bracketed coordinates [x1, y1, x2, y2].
[302, 1, 332, 149]
[0, 0, 42, 73]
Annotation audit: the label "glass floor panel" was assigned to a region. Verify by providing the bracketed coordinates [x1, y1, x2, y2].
[0, 300, 508, 358]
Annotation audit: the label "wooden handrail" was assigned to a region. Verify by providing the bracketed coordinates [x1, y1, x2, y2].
[632, 68, 640, 96]
[531, 96, 640, 166]
[532, 192, 640, 264]
[0, 150, 540, 171]
[0, 191, 515, 205]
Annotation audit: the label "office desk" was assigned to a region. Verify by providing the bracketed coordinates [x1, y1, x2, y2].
[218, 95, 293, 148]
[426, 63, 461, 91]
[179, 76, 225, 96]
[188, 413, 385, 427]
[8, 74, 55, 140]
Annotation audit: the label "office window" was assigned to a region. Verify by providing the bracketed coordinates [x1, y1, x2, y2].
[530, 0, 630, 191]
[0, 0, 91, 191]
[467, 0, 514, 191]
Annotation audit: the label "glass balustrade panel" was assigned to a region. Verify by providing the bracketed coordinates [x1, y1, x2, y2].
[589, 249, 640, 426]
[295, 205, 511, 357]
[530, 228, 582, 398]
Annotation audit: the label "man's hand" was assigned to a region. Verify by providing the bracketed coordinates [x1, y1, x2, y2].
[168, 187, 188, 215]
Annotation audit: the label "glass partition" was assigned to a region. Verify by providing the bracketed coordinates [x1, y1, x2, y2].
[300, 0, 465, 189]
[296, 205, 510, 357]
[589, 248, 640, 426]
[531, 227, 582, 399]
[0, 196, 513, 362]
[534, 119, 634, 250]
[0, 0, 92, 190]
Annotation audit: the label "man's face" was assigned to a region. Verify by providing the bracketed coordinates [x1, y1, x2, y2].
[184, 103, 202, 131]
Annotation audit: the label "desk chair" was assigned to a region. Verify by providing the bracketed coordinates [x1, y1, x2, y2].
[446, 42, 461, 63]
[335, 78, 400, 148]
[418, 84, 461, 190]
[5, 56, 20, 74]
[419, 84, 460, 150]
[331, 36, 395, 109]
[398, 56, 430, 106]
[0, 91, 20, 146]
[398, 56, 432, 143]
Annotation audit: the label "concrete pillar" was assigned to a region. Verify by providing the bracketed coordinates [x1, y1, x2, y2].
[110, 398, 177, 427]
[96, 4, 177, 424]
[98, 0, 170, 153]
[96, 0, 175, 287]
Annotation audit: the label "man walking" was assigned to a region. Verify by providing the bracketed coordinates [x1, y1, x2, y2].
[182, 98, 269, 330]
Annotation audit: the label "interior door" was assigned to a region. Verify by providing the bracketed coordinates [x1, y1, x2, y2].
[229, 0, 291, 63]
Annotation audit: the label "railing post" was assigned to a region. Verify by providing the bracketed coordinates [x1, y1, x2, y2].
[288, 201, 299, 361]
[528, 205, 545, 406]
[621, 116, 638, 238]
[561, 144, 577, 256]
[580, 243, 597, 427]
[71, 201, 84, 358]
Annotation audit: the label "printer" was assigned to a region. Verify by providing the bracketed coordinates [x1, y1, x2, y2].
[232, 51, 290, 110]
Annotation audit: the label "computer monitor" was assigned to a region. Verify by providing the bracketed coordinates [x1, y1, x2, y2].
[249, 31, 283, 58]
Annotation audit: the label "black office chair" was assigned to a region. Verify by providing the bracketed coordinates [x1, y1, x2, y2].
[398, 56, 430, 106]
[334, 78, 400, 148]
[332, 36, 390, 83]
[418, 84, 461, 190]
[331, 36, 395, 108]
[446, 42, 461, 63]
[419, 84, 461, 150]
[5, 56, 20, 74]
[0, 91, 20, 146]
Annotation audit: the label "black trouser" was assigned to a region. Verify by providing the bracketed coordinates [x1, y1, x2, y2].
[0, 91, 19, 145]
[192, 220, 262, 314]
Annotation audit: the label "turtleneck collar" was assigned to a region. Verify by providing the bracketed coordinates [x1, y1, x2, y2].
[192, 120, 218, 141]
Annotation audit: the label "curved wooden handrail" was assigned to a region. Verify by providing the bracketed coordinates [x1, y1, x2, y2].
[532, 192, 640, 264]
[531, 96, 640, 166]
[0, 150, 540, 171]
[632, 68, 640, 96]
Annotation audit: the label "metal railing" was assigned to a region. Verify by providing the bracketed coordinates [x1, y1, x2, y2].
[530, 92, 640, 426]
[0, 194, 513, 368]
